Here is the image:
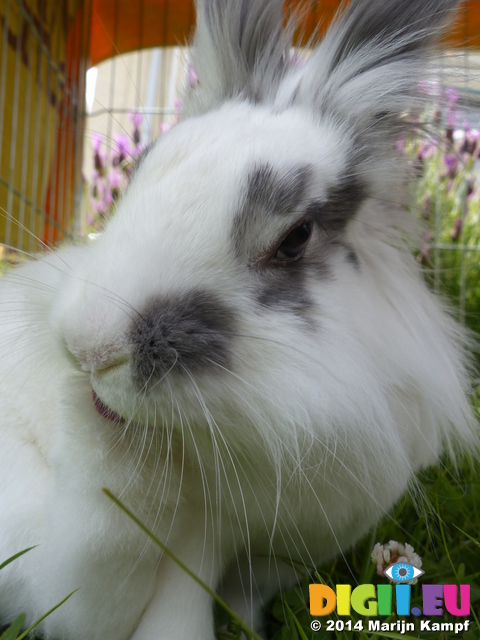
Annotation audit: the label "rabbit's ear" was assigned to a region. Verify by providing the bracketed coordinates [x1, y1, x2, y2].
[183, 0, 295, 115]
[278, 0, 460, 142]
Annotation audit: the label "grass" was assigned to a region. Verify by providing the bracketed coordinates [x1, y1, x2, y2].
[262, 459, 480, 640]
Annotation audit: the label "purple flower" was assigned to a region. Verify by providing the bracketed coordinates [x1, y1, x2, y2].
[92, 132, 103, 153]
[92, 133, 106, 173]
[444, 89, 459, 128]
[127, 111, 143, 145]
[460, 129, 480, 155]
[92, 197, 107, 214]
[443, 154, 458, 178]
[417, 143, 435, 160]
[446, 110, 459, 128]
[113, 133, 132, 166]
[107, 169, 123, 189]
[445, 86, 460, 106]
[127, 111, 143, 128]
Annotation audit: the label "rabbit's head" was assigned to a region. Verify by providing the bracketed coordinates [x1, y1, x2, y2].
[55, 0, 474, 472]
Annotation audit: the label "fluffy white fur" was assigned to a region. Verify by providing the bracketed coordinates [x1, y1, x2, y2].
[0, 1, 477, 639]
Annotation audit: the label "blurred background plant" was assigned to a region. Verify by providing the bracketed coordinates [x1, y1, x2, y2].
[87, 111, 146, 229]
[407, 84, 480, 337]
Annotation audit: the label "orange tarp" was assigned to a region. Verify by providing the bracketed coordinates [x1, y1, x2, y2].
[90, 0, 480, 67]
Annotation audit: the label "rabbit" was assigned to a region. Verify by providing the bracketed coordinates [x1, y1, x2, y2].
[0, 0, 477, 638]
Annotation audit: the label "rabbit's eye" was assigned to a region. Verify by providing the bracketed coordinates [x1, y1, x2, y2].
[273, 221, 313, 263]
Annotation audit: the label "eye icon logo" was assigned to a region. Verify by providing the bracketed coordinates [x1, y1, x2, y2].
[384, 563, 424, 583]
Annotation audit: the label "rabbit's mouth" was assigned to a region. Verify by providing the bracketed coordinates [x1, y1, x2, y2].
[92, 389, 125, 425]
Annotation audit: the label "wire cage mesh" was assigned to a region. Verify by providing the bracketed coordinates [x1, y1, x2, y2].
[82, 46, 189, 233]
[1, 0, 480, 333]
[0, 0, 90, 259]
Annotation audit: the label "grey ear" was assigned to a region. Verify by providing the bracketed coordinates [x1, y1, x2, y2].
[322, 0, 460, 78]
[283, 0, 461, 137]
[183, 0, 295, 114]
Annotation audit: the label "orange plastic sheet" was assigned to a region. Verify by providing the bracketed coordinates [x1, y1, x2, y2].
[89, 0, 480, 67]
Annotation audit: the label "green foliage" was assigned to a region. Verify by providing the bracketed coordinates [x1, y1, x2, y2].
[264, 460, 480, 639]
[408, 119, 480, 336]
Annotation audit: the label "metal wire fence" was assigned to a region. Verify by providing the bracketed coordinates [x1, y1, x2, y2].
[0, 0, 90, 263]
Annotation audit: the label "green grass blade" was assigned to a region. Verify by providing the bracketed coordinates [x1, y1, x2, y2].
[103, 488, 264, 640]
[0, 614, 26, 640]
[436, 499, 480, 630]
[15, 590, 78, 640]
[0, 548, 36, 572]
[451, 524, 480, 548]
[283, 602, 309, 640]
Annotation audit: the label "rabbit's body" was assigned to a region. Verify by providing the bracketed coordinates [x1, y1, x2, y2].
[0, 1, 477, 639]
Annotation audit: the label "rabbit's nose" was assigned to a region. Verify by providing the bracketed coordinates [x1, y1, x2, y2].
[129, 290, 236, 389]
[65, 340, 130, 373]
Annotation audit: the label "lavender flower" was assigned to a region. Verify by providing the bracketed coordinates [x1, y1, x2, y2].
[445, 87, 460, 130]
[445, 86, 459, 106]
[443, 154, 458, 179]
[127, 111, 142, 128]
[112, 133, 132, 166]
[461, 128, 480, 156]
[127, 111, 143, 146]
[107, 169, 123, 189]
[92, 132, 106, 174]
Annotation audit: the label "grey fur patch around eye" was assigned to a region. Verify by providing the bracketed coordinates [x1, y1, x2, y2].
[233, 162, 313, 260]
[233, 162, 366, 315]
[305, 171, 368, 234]
[129, 290, 237, 388]
[254, 231, 332, 319]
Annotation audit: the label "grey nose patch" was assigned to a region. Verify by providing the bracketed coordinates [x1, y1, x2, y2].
[129, 291, 236, 387]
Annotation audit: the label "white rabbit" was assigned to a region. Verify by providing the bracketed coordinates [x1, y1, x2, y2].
[0, 0, 477, 638]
